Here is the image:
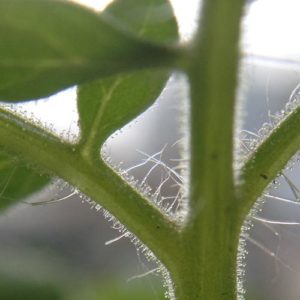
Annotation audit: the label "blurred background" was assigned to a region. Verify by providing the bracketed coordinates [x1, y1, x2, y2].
[1, 0, 300, 299]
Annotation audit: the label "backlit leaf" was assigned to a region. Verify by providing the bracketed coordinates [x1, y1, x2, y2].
[0, 0, 175, 101]
[77, 0, 178, 154]
[0, 151, 49, 210]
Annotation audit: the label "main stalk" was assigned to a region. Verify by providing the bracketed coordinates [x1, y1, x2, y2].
[168, 1, 245, 299]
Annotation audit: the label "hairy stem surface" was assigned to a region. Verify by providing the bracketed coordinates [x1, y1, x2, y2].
[0, 109, 180, 269]
[169, 0, 245, 299]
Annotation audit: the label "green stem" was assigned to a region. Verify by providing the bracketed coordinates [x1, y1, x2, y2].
[240, 106, 300, 216]
[186, 0, 243, 221]
[0, 108, 180, 268]
[171, 217, 242, 300]
[170, 1, 244, 299]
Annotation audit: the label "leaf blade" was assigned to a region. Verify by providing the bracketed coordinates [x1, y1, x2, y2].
[77, 0, 178, 157]
[101, 0, 178, 43]
[0, 151, 49, 210]
[0, 0, 177, 101]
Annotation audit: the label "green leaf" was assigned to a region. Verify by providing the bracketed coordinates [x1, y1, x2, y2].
[0, 0, 177, 102]
[78, 70, 171, 149]
[0, 151, 49, 210]
[0, 276, 62, 300]
[77, 0, 178, 157]
[101, 0, 178, 43]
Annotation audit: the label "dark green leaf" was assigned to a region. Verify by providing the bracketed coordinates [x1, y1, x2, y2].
[0, 151, 49, 210]
[77, 0, 178, 155]
[0, 0, 176, 101]
[0, 276, 62, 300]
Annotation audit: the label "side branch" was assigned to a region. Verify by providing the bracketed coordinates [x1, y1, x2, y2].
[239, 106, 300, 216]
[0, 109, 180, 266]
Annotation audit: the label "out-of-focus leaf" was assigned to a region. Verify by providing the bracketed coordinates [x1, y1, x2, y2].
[101, 0, 178, 43]
[0, 276, 62, 300]
[77, 0, 178, 152]
[0, 151, 49, 210]
[0, 0, 174, 101]
[64, 280, 165, 300]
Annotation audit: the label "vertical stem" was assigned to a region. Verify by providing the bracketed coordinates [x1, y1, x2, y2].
[168, 1, 245, 299]
[188, 0, 244, 220]
[171, 217, 242, 300]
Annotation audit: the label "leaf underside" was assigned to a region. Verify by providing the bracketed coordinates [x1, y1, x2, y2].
[0, 151, 49, 210]
[0, 0, 174, 101]
[77, 0, 178, 150]
[0, 0, 178, 209]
